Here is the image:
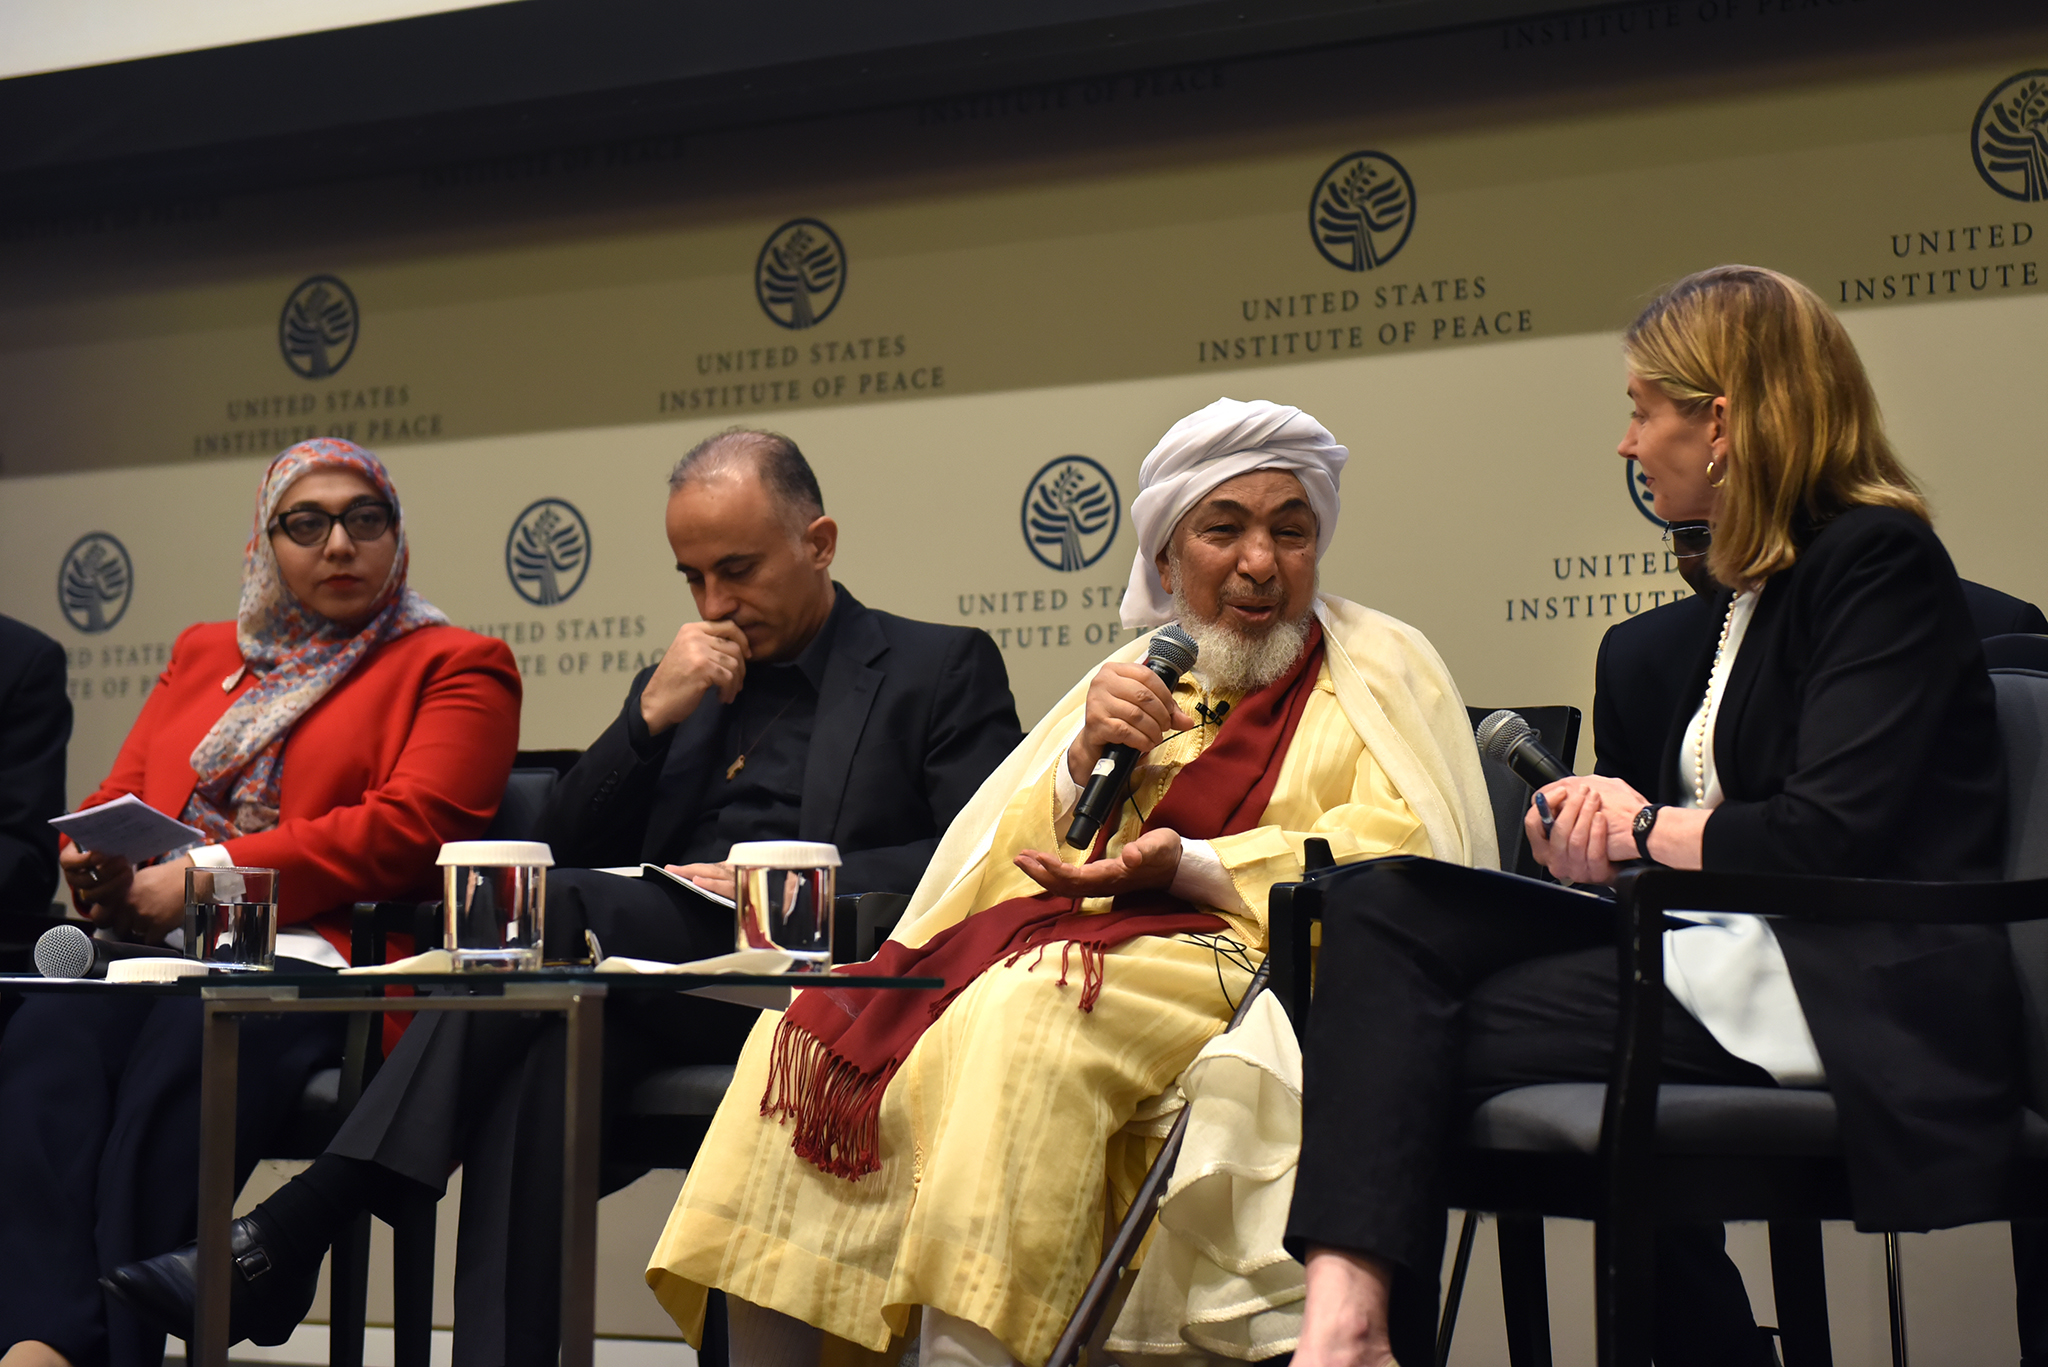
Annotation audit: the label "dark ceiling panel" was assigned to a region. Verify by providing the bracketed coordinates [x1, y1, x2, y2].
[1, 0, 2038, 218]
[0, 0, 1597, 208]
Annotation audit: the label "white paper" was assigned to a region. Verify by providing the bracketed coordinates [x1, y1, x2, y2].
[49, 794, 207, 861]
[338, 948, 456, 976]
[594, 948, 793, 976]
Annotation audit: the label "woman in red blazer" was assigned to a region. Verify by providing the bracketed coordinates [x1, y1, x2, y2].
[0, 440, 519, 1367]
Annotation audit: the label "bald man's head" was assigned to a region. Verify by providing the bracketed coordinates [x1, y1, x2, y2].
[668, 428, 825, 534]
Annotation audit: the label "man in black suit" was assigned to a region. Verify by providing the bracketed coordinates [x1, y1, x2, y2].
[110, 430, 1025, 1366]
[0, 615, 69, 917]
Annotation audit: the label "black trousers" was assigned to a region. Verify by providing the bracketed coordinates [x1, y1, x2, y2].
[0, 962, 344, 1367]
[328, 869, 757, 1367]
[1285, 857, 1781, 1367]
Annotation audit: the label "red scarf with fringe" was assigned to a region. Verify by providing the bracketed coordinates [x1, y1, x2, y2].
[762, 622, 1327, 1179]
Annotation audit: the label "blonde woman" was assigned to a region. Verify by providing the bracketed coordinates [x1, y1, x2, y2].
[1288, 267, 2014, 1367]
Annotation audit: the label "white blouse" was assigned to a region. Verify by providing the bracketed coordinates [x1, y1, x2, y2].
[1662, 590, 1827, 1087]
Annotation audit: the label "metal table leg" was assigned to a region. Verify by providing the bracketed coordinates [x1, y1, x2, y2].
[559, 985, 605, 1367]
[195, 1002, 241, 1367]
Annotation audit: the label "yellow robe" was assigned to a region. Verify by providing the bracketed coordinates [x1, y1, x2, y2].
[646, 596, 1494, 1365]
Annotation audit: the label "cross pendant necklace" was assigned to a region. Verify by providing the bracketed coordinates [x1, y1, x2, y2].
[726, 698, 798, 780]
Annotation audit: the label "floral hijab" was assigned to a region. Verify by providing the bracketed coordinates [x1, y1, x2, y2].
[182, 439, 448, 841]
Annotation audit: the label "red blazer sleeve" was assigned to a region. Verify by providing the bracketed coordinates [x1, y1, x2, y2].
[219, 633, 522, 928]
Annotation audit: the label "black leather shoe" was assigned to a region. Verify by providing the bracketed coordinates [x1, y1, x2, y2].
[101, 1212, 320, 1347]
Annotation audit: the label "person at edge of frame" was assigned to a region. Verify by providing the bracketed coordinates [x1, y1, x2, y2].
[1, 439, 521, 1367]
[1287, 265, 2019, 1367]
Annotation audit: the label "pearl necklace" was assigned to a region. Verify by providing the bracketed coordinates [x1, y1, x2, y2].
[1691, 596, 1742, 807]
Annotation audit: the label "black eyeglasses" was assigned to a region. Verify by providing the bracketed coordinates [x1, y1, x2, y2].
[1664, 520, 1711, 559]
[269, 502, 395, 547]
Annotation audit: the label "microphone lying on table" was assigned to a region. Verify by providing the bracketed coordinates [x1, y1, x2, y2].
[1064, 624, 1201, 849]
[34, 923, 182, 979]
[1474, 708, 1573, 839]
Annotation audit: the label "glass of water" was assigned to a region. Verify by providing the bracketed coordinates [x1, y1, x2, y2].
[184, 866, 279, 972]
[439, 841, 553, 971]
[729, 841, 840, 969]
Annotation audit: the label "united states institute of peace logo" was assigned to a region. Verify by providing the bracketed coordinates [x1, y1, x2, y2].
[278, 275, 360, 379]
[1022, 456, 1120, 572]
[58, 532, 133, 634]
[1624, 461, 1662, 528]
[755, 219, 846, 330]
[1973, 71, 2048, 201]
[1310, 151, 1417, 272]
[505, 499, 591, 606]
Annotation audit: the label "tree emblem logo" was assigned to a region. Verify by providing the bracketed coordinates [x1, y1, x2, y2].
[1973, 70, 2048, 201]
[1624, 460, 1663, 528]
[755, 218, 847, 330]
[57, 532, 134, 634]
[1022, 456, 1121, 572]
[278, 274, 360, 379]
[505, 499, 592, 606]
[1310, 151, 1417, 272]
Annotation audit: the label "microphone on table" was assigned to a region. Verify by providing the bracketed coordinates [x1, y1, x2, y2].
[1474, 709, 1572, 788]
[34, 923, 181, 979]
[1064, 624, 1200, 850]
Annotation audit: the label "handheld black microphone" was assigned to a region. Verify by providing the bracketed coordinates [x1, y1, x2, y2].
[1064, 624, 1200, 849]
[33, 923, 182, 980]
[1474, 709, 1572, 789]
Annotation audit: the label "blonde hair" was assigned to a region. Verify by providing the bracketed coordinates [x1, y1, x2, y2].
[1623, 265, 1927, 586]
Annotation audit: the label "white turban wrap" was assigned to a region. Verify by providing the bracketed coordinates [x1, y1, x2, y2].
[1121, 398, 1348, 629]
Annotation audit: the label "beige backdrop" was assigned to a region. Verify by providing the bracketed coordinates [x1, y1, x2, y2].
[4, 52, 2044, 801]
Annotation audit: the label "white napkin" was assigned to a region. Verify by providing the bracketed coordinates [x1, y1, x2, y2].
[338, 948, 456, 976]
[106, 957, 211, 984]
[593, 948, 794, 975]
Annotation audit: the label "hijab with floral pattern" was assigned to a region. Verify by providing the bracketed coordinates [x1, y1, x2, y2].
[182, 439, 448, 841]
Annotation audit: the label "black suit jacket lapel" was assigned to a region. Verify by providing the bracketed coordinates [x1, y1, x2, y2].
[1712, 579, 1783, 802]
[640, 693, 728, 862]
[1657, 589, 1731, 805]
[800, 599, 888, 844]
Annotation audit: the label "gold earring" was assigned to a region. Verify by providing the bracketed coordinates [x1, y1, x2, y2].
[1706, 456, 1725, 488]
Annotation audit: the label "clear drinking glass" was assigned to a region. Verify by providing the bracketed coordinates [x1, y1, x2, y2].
[438, 841, 553, 971]
[729, 841, 841, 969]
[184, 866, 279, 972]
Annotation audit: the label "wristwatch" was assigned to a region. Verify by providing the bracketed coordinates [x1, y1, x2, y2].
[1632, 804, 1665, 864]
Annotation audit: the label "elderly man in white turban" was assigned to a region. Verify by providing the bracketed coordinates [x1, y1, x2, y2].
[645, 398, 1494, 1367]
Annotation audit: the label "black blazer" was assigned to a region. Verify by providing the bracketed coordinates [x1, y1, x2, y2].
[542, 586, 1024, 896]
[1595, 578, 2041, 800]
[0, 615, 70, 914]
[1593, 591, 1718, 798]
[1654, 508, 2017, 1230]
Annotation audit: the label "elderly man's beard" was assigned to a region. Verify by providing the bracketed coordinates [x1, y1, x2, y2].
[1168, 560, 1318, 696]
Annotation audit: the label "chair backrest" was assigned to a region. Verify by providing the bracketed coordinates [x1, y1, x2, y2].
[481, 768, 558, 841]
[1992, 668, 2048, 1114]
[1985, 634, 2048, 673]
[1465, 705, 1582, 875]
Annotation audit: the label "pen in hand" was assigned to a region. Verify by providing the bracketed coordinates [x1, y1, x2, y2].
[1533, 791, 1556, 840]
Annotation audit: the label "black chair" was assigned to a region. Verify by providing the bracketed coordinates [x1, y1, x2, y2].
[287, 759, 565, 1367]
[1275, 666, 2048, 1367]
[1985, 634, 2048, 672]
